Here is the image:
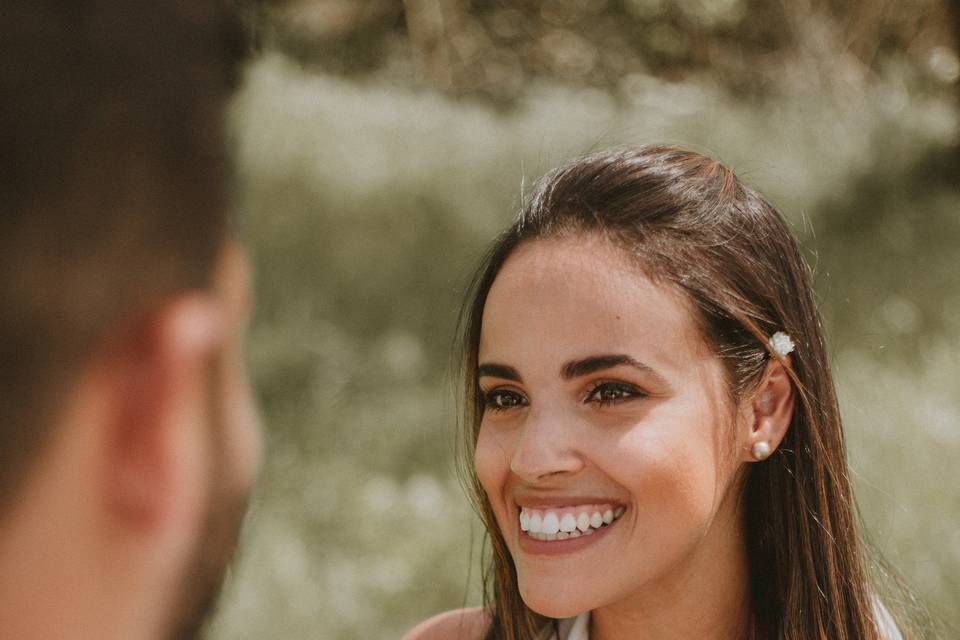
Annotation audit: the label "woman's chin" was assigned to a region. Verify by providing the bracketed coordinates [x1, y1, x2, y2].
[519, 581, 593, 619]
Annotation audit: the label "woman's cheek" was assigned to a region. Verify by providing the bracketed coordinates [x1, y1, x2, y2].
[616, 425, 720, 528]
[474, 424, 511, 509]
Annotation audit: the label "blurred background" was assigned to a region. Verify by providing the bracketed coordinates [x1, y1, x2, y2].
[204, 1, 960, 637]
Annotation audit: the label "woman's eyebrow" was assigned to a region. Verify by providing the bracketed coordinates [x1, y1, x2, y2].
[560, 354, 659, 380]
[477, 363, 523, 382]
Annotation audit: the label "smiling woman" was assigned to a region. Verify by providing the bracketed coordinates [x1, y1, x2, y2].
[403, 146, 913, 640]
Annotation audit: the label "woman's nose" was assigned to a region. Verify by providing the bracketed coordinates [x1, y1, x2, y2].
[509, 407, 584, 482]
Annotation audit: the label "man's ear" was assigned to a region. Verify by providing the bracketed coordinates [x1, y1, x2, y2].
[741, 358, 795, 462]
[104, 295, 224, 531]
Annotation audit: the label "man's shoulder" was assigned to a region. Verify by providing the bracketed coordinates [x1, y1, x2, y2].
[402, 607, 490, 640]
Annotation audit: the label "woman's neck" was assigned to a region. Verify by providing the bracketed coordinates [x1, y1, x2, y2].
[589, 499, 751, 640]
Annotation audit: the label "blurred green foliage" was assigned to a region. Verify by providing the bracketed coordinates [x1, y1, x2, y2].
[205, 2, 960, 638]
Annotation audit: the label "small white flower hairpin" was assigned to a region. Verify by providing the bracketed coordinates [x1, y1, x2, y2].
[768, 331, 795, 358]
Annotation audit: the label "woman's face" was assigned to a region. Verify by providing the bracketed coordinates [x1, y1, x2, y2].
[474, 235, 749, 618]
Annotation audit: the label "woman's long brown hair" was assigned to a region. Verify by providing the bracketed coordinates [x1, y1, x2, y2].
[455, 146, 915, 639]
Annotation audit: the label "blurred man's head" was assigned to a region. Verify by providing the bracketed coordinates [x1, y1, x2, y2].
[0, 2, 259, 638]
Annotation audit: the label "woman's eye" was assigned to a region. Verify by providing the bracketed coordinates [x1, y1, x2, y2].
[586, 382, 644, 406]
[483, 389, 528, 412]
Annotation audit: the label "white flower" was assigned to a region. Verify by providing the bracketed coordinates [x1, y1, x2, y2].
[769, 331, 795, 357]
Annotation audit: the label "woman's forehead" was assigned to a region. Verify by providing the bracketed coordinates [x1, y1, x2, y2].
[479, 237, 710, 374]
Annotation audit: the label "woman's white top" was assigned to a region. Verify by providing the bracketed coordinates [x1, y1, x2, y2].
[535, 613, 589, 640]
[562, 614, 590, 640]
[540, 604, 902, 640]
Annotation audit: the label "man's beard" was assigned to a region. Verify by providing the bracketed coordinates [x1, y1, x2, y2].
[166, 358, 253, 640]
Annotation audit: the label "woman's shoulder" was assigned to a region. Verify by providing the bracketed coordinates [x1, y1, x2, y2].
[403, 607, 490, 640]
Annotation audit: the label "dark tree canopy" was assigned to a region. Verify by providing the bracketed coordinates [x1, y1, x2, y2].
[242, 0, 958, 104]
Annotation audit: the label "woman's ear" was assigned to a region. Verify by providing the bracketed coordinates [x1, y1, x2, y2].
[742, 358, 795, 462]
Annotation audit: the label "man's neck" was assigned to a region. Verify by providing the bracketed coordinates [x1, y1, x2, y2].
[0, 417, 177, 640]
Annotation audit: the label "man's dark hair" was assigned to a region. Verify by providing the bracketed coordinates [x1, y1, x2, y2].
[0, 1, 247, 509]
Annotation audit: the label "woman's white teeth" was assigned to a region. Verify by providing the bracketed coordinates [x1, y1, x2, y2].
[519, 504, 624, 540]
[576, 513, 590, 532]
[528, 512, 542, 533]
[542, 512, 560, 535]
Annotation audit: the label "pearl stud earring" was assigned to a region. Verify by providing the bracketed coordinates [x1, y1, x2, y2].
[752, 441, 771, 461]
